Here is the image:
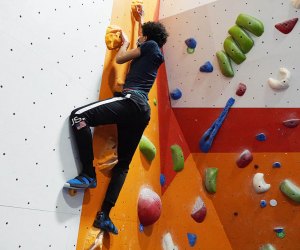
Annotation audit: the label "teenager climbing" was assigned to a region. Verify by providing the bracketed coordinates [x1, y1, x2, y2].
[64, 6, 168, 234]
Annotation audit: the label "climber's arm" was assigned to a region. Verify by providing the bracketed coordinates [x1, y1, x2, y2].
[116, 32, 141, 64]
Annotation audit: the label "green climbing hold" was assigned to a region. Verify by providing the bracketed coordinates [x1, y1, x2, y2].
[153, 98, 157, 106]
[139, 135, 156, 162]
[216, 51, 234, 77]
[260, 244, 276, 250]
[236, 13, 264, 37]
[228, 25, 254, 54]
[224, 36, 246, 65]
[280, 179, 300, 203]
[170, 144, 184, 172]
[205, 168, 218, 193]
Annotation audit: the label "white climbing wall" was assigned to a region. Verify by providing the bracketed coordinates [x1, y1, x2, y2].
[0, 0, 113, 249]
[160, 0, 300, 108]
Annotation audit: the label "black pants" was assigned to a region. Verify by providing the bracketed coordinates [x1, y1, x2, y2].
[70, 92, 150, 210]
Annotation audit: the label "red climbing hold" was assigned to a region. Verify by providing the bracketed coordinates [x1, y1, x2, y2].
[283, 118, 300, 128]
[138, 187, 162, 226]
[275, 18, 298, 34]
[236, 83, 247, 96]
[236, 149, 253, 168]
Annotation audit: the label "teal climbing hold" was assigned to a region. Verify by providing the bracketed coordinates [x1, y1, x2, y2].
[205, 168, 218, 193]
[170, 144, 184, 172]
[224, 36, 246, 65]
[236, 13, 264, 37]
[228, 25, 254, 54]
[139, 135, 156, 162]
[280, 179, 300, 203]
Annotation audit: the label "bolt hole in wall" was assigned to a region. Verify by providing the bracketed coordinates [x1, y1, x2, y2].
[160, 0, 300, 249]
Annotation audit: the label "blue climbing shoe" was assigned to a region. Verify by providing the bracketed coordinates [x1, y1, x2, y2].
[64, 174, 97, 189]
[93, 212, 118, 235]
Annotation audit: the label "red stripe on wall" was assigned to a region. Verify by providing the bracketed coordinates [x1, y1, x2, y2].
[157, 63, 190, 193]
[173, 108, 300, 153]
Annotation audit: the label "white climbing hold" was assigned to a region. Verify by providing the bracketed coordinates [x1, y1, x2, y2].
[162, 233, 179, 250]
[253, 173, 271, 193]
[270, 199, 278, 207]
[268, 67, 291, 90]
[291, 0, 300, 8]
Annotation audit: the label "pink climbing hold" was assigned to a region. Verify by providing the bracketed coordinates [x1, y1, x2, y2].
[283, 118, 300, 128]
[236, 83, 247, 96]
[236, 149, 253, 168]
[138, 187, 162, 226]
[191, 196, 207, 223]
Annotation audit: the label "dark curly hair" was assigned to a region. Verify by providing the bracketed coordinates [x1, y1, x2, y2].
[142, 21, 169, 48]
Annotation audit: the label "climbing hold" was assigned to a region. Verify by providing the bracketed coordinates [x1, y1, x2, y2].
[139, 135, 156, 162]
[280, 179, 300, 203]
[105, 25, 122, 50]
[256, 133, 267, 141]
[275, 18, 298, 34]
[191, 196, 207, 223]
[274, 226, 283, 233]
[236, 13, 264, 37]
[199, 98, 235, 152]
[160, 174, 166, 186]
[131, 0, 143, 22]
[276, 231, 286, 239]
[187, 233, 197, 247]
[170, 88, 182, 100]
[236, 149, 253, 168]
[138, 187, 162, 226]
[270, 199, 278, 207]
[205, 168, 218, 193]
[260, 200, 267, 208]
[228, 25, 254, 54]
[253, 173, 271, 193]
[170, 144, 184, 172]
[139, 223, 144, 232]
[260, 243, 277, 250]
[236, 83, 247, 96]
[283, 118, 300, 128]
[153, 98, 157, 106]
[272, 162, 281, 168]
[185, 38, 197, 49]
[187, 47, 195, 54]
[162, 233, 179, 250]
[224, 36, 246, 64]
[200, 61, 213, 73]
[268, 67, 291, 90]
[291, 0, 300, 8]
[216, 51, 234, 77]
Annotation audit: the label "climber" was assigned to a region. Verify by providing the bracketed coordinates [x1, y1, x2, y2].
[64, 5, 168, 234]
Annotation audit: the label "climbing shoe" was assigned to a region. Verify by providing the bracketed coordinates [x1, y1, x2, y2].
[93, 211, 118, 235]
[64, 174, 97, 189]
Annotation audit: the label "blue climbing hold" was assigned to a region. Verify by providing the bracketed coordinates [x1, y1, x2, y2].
[199, 98, 235, 153]
[170, 88, 182, 100]
[185, 38, 197, 49]
[273, 227, 284, 233]
[187, 233, 197, 247]
[200, 61, 213, 73]
[256, 133, 266, 141]
[160, 174, 166, 186]
[260, 200, 267, 208]
[273, 162, 281, 168]
[139, 223, 144, 232]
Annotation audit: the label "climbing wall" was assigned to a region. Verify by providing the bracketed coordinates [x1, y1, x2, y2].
[159, 0, 300, 249]
[0, 0, 113, 249]
[76, 0, 232, 249]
